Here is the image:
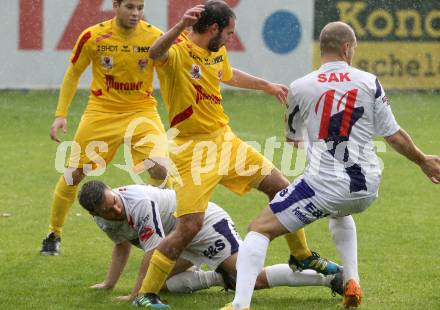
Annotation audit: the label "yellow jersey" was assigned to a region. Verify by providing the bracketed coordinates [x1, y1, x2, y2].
[56, 19, 162, 117]
[156, 34, 233, 135]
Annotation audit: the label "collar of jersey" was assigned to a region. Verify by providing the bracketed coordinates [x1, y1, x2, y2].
[320, 61, 350, 70]
[185, 35, 214, 57]
[111, 18, 142, 38]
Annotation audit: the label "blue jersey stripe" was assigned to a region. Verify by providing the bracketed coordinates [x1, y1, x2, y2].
[270, 179, 315, 214]
[288, 105, 300, 134]
[375, 78, 382, 99]
[151, 201, 163, 238]
[213, 218, 239, 255]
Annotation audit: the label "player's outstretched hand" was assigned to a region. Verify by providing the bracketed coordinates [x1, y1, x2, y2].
[90, 282, 114, 289]
[114, 294, 135, 302]
[265, 83, 289, 105]
[420, 155, 440, 184]
[179, 4, 205, 28]
[50, 117, 67, 143]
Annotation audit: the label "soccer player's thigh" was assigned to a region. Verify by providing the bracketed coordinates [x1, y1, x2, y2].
[128, 109, 168, 169]
[181, 204, 241, 271]
[173, 170, 220, 217]
[171, 141, 221, 217]
[220, 135, 274, 195]
[269, 177, 332, 233]
[68, 111, 122, 169]
[333, 195, 376, 217]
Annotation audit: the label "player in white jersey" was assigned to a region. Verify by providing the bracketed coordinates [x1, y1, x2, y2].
[225, 21, 440, 310]
[77, 180, 343, 302]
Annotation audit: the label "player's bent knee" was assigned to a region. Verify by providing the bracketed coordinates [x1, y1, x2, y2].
[258, 169, 289, 200]
[248, 208, 288, 240]
[247, 221, 267, 236]
[176, 213, 204, 241]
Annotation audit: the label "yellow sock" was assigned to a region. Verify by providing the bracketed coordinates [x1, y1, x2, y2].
[284, 228, 312, 260]
[140, 250, 176, 294]
[49, 176, 78, 237]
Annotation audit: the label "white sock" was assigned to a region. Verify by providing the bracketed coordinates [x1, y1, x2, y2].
[329, 215, 359, 284]
[166, 270, 224, 293]
[265, 264, 333, 288]
[233, 231, 269, 310]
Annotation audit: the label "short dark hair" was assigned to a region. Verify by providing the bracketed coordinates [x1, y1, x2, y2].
[193, 0, 236, 34]
[78, 180, 107, 214]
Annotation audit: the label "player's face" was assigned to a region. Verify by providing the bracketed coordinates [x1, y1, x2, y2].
[114, 0, 144, 30]
[96, 189, 125, 221]
[208, 17, 236, 52]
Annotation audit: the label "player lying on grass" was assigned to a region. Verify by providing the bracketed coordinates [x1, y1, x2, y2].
[78, 181, 343, 302]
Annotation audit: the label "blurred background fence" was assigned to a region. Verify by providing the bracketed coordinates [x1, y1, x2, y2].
[1, 0, 438, 90]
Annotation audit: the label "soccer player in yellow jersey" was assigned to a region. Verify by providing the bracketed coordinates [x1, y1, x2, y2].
[40, 0, 169, 256]
[133, 1, 340, 308]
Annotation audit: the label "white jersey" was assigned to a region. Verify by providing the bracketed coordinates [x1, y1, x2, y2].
[95, 185, 176, 251]
[286, 61, 399, 201]
[95, 185, 241, 270]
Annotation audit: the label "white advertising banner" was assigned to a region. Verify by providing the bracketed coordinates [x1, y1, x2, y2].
[0, 0, 313, 89]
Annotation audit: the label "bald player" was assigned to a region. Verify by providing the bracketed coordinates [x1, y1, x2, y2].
[225, 21, 440, 309]
[40, 0, 170, 256]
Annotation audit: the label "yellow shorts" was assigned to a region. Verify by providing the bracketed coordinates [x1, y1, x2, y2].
[68, 107, 167, 171]
[171, 126, 274, 217]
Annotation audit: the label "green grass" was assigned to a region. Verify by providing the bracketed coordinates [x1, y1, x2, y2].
[0, 90, 439, 309]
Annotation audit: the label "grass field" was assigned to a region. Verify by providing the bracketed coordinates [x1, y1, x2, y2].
[0, 90, 439, 309]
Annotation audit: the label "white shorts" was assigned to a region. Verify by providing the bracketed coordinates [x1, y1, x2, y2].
[269, 176, 377, 233]
[181, 202, 242, 270]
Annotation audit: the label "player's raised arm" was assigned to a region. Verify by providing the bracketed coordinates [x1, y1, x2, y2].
[149, 5, 205, 61]
[223, 68, 288, 104]
[385, 129, 440, 184]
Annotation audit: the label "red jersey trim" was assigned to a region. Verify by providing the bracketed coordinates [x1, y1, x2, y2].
[96, 32, 113, 43]
[92, 89, 103, 97]
[71, 31, 91, 64]
[170, 105, 193, 127]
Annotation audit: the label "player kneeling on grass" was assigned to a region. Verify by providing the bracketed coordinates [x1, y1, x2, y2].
[78, 180, 343, 303]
